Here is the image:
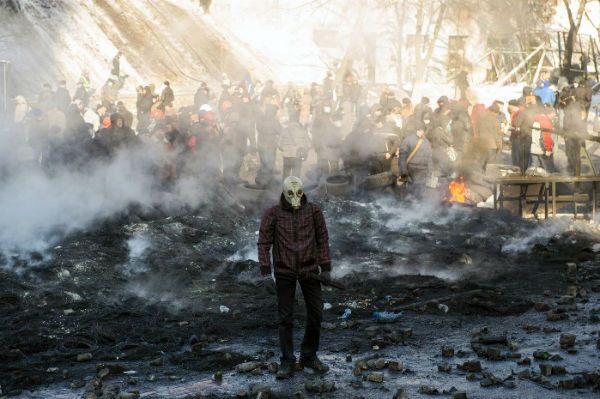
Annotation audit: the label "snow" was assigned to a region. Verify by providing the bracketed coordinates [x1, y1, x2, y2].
[1, 0, 598, 97]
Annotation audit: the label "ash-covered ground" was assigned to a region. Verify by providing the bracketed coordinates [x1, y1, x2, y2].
[1, 197, 600, 399]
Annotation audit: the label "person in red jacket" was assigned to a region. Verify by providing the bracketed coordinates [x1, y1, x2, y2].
[530, 103, 556, 173]
[257, 176, 331, 379]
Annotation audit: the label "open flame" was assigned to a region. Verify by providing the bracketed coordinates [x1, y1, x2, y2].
[448, 176, 466, 203]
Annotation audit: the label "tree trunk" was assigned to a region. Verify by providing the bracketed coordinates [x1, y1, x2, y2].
[412, 0, 425, 95]
[561, 0, 587, 81]
[394, 0, 407, 88]
[412, 1, 446, 97]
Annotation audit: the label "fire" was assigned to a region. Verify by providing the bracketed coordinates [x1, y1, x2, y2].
[448, 176, 466, 203]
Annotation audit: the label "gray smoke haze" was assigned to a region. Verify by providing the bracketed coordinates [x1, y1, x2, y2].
[500, 219, 571, 254]
[0, 149, 148, 254]
[0, 131, 215, 269]
[330, 198, 476, 281]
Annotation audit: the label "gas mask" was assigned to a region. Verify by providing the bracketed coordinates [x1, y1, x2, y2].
[283, 176, 304, 209]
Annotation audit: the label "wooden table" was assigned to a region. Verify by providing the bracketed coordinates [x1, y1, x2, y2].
[489, 175, 600, 219]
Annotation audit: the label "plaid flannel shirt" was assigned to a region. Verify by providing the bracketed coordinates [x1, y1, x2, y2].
[257, 195, 331, 277]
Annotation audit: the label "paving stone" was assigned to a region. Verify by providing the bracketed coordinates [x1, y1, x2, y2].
[442, 346, 455, 357]
[459, 361, 481, 372]
[77, 353, 93, 362]
[438, 362, 452, 373]
[365, 372, 384, 383]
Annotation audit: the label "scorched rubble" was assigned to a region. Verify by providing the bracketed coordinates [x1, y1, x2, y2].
[0, 200, 599, 397]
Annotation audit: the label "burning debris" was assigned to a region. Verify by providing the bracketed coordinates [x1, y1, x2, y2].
[448, 176, 467, 204]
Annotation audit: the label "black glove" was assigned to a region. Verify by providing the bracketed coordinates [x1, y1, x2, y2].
[319, 271, 332, 283]
[258, 275, 276, 295]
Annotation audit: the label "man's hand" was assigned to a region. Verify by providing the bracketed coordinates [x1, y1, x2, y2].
[319, 271, 332, 283]
[257, 275, 276, 295]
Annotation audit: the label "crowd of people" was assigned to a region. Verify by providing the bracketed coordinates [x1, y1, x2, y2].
[6, 53, 599, 198]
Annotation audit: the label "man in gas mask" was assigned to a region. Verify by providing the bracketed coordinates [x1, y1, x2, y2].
[257, 176, 332, 379]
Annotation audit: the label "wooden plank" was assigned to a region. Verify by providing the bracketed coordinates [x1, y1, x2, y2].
[496, 43, 544, 86]
[594, 183, 597, 219]
[552, 181, 556, 217]
[489, 176, 600, 184]
[557, 32, 563, 66]
[545, 183, 549, 219]
[532, 49, 546, 84]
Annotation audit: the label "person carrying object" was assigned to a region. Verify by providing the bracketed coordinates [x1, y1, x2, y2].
[398, 116, 433, 195]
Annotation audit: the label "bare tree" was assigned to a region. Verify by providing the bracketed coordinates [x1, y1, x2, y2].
[392, 0, 408, 87]
[412, 0, 446, 94]
[584, 4, 600, 43]
[562, 0, 588, 80]
[379, 0, 447, 91]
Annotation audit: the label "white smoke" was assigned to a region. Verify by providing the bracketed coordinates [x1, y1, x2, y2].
[329, 199, 476, 281]
[380, 197, 470, 230]
[227, 241, 258, 262]
[500, 218, 571, 254]
[119, 233, 152, 276]
[0, 145, 154, 257]
[0, 134, 218, 270]
[331, 257, 469, 282]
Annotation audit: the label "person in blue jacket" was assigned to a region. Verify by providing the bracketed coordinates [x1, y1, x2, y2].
[534, 80, 556, 107]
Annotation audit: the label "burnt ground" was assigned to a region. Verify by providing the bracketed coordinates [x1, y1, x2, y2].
[1, 197, 600, 399]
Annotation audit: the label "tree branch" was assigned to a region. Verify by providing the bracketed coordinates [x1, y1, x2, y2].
[422, 1, 446, 66]
[562, 0, 576, 27]
[574, 0, 587, 31]
[414, 0, 425, 62]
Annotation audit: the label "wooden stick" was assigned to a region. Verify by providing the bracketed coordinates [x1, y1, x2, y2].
[496, 44, 544, 86]
[532, 49, 546, 84]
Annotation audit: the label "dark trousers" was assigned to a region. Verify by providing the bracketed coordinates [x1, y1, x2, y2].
[276, 275, 323, 365]
[565, 138, 582, 176]
[282, 156, 302, 178]
[510, 137, 520, 167]
[257, 146, 276, 184]
[317, 157, 339, 176]
[519, 135, 532, 174]
[530, 153, 555, 173]
[481, 149, 497, 172]
[406, 165, 429, 199]
[348, 166, 369, 192]
[223, 147, 244, 183]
